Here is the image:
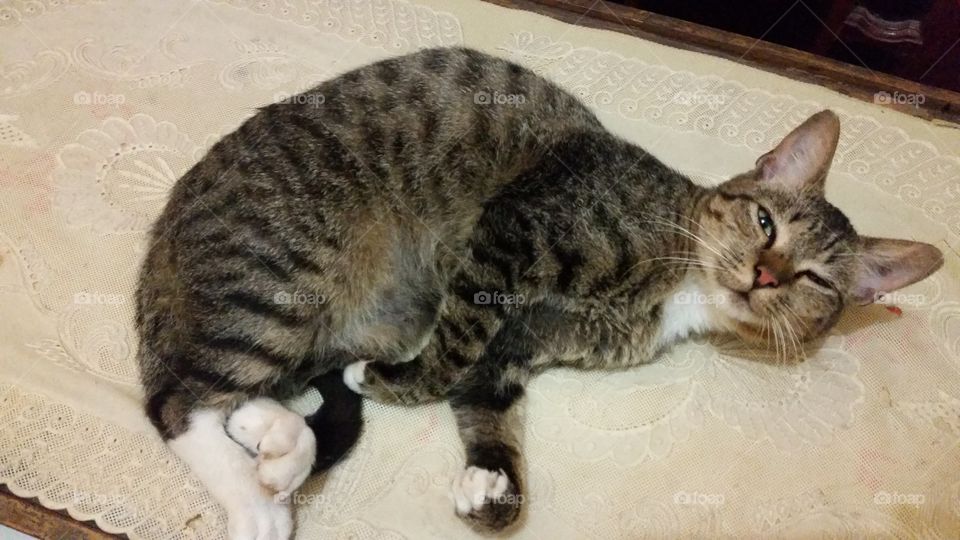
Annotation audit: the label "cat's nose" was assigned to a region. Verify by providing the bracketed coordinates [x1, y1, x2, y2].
[754, 265, 779, 288]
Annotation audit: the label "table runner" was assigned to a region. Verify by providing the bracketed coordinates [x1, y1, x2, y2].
[1, 0, 958, 537]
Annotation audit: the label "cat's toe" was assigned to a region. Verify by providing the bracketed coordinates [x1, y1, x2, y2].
[343, 361, 368, 394]
[452, 466, 508, 514]
[257, 416, 316, 496]
[451, 466, 522, 533]
[227, 399, 316, 496]
[226, 398, 280, 453]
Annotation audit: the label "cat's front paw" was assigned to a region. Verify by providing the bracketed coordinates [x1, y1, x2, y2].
[227, 398, 316, 498]
[342, 361, 369, 394]
[451, 466, 523, 533]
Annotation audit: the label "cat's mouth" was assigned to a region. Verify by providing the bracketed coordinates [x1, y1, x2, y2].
[719, 285, 761, 323]
[723, 283, 783, 321]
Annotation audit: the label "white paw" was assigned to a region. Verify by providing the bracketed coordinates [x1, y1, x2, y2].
[226, 493, 292, 540]
[343, 361, 368, 394]
[451, 467, 510, 516]
[169, 409, 295, 540]
[227, 399, 316, 497]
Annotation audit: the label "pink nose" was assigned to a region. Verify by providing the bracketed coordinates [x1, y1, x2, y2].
[755, 265, 779, 288]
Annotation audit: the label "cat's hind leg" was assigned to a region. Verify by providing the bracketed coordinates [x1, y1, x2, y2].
[224, 368, 364, 498]
[225, 397, 316, 500]
[167, 404, 293, 540]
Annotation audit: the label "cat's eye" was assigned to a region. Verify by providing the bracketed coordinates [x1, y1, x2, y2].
[757, 207, 776, 245]
[796, 270, 834, 291]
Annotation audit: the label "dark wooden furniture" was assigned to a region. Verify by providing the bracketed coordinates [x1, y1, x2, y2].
[612, 0, 960, 94]
[489, 0, 960, 123]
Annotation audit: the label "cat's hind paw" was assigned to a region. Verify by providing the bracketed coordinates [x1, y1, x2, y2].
[451, 466, 522, 533]
[226, 398, 316, 498]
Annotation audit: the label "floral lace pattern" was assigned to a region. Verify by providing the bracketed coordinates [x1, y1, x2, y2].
[1, 1, 958, 538]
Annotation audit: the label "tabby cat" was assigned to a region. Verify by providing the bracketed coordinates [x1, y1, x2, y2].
[136, 47, 943, 539]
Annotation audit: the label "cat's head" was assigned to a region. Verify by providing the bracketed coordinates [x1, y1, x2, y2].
[694, 110, 943, 345]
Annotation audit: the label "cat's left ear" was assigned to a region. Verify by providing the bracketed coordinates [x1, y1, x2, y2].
[849, 237, 944, 305]
[755, 110, 840, 192]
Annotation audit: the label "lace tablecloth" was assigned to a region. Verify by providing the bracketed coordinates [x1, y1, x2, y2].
[1, 0, 959, 538]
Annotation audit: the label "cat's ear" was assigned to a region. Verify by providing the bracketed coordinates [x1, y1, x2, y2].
[849, 237, 944, 305]
[755, 110, 840, 192]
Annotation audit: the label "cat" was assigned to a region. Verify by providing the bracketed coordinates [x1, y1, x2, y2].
[135, 47, 943, 539]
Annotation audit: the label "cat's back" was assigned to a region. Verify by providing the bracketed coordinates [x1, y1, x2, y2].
[137, 48, 606, 343]
[156, 48, 601, 231]
[283, 47, 604, 196]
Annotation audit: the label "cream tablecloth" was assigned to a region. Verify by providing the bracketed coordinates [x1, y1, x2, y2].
[1, 0, 959, 538]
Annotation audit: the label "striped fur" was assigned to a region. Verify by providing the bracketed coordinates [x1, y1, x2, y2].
[136, 48, 943, 534]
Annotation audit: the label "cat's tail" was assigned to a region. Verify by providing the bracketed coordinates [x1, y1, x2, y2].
[305, 369, 364, 472]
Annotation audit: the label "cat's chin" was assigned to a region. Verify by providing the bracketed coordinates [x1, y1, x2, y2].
[713, 286, 762, 327]
[714, 287, 794, 345]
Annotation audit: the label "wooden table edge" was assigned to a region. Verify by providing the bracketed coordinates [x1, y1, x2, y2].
[485, 0, 960, 125]
[0, 486, 124, 539]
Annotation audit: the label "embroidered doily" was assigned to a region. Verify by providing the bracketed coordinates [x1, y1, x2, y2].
[1, 0, 958, 537]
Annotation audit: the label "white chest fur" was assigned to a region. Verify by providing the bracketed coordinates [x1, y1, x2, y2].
[656, 276, 723, 349]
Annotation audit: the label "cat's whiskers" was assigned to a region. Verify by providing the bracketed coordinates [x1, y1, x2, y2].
[629, 255, 724, 273]
[636, 213, 732, 260]
[661, 252, 725, 270]
[656, 229, 739, 272]
[645, 218, 735, 267]
[655, 262, 720, 273]
[768, 317, 779, 364]
[674, 213, 736, 257]
[776, 312, 800, 363]
[778, 312, 801, 363]
[778, 301, 810, 362]
[761, 319, 771, 351]
[771, 316, 787, 365]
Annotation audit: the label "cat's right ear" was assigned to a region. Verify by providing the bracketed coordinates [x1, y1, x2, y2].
[754, 110, 840, 192]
